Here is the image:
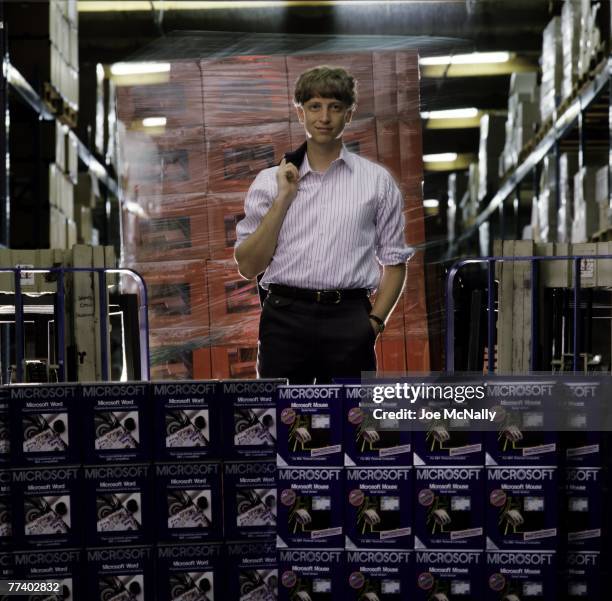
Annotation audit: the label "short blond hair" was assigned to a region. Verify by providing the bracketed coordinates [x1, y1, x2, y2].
[293, 65, 357, 108]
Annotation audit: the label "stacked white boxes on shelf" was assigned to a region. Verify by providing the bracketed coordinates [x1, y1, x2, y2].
[537, 155, 557, 243]
[595, 165, 610, 232]
[540, 16, 563, 122]
[558, 153, 580, 243]
[477, 114, 506, 201]
[572, 166, 601, 243]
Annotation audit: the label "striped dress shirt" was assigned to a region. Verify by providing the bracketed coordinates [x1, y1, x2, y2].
[235, 146, 415, 291]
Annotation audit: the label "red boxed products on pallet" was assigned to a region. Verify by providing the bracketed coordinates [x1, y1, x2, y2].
[286, 53, 375, 119]
[131, 259, 208, 330]
[201, 55, 290, 127]
[206, 194, 246, 260]
[376, 118, 401, 181]
[122, 194, 209, 263]
[116, 60, 204, 129]
[149, 327, 212, 380]
[206, 259, 261, 341]
[396, 50, 421, 116]
[124, 126, 206, 197]
[378, 338, 408, 373]
[210, 344, 258, 379]
[205, 122, 290, 193]
[373, 52, 398, 117]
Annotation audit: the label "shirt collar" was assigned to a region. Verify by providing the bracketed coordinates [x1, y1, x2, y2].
[299, 144, 355, 178]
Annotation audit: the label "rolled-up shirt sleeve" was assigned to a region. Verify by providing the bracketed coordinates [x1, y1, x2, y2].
[375, 173, 416, 265]
[235, 169, 277, 250]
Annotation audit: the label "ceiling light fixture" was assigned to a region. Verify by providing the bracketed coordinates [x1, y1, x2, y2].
[423, 153, 458, 163]
[421, 108, 479, 120]
[110, 62, 171, 76]
[420, 52, 511, 66]
[142, 117, 167, 127]
[423, 199, 440, 208]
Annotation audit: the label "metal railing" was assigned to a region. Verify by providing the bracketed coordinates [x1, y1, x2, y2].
[2, 267, 150, 382]
[445, 255, 612, 373]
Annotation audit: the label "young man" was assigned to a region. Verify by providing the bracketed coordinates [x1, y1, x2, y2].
[234, 65, 414, 384]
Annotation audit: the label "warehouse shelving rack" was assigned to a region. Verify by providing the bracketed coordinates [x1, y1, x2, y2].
[0, 4, 124, 251]
[445, 55, 612, 259]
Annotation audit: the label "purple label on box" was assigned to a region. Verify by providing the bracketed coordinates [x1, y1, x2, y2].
[414, 467, 484, 549]
[12, 465, 81, 549]
[566, 467, 602, 550]
[223, 460, 276, 540]
[278, 548, 344, 600]
[277, 467, 343, 548]
[486, 466, 558, 550]
[485, 550, 557, 600]
[414, 549, 483, 600]
[82, 382, 151, 463]
[343, 385, 411, 467]
[277, 385, 343, 467]
[221, 379, 284, 460]
[152, 380, 220, 461]
[9, 384, 80, 466]
[346, 549, 412, 599]
[345, 467, 412, 548]
[155, 461, 223, 543]
[226, 540, 278, 601]
[566, 551, 601, 600]
[157, 542, 223, 600]
[13, 548, 83, 599]
[84, 463, 152, 546]
[87, 545, 154, 601]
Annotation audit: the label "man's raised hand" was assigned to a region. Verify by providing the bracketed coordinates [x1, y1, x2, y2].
[276, 158, 299, 203]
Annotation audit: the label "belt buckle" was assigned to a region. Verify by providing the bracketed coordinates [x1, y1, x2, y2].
[317, 289, 341, 304]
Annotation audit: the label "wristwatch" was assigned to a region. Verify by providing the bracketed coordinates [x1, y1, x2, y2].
[368, 314, 385, 333]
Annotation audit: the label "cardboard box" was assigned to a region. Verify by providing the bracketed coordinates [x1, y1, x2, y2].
[373, 51, 398, 117]
[346, 548, 412, 599]
[206, 259, 260, 341]
[156, 542, 222, 600]
[83, 463, 152, 546]
[125, 195, 209, 262]
[205, 122, 290, 193]
[202, 55, 290, 126]
[13, 548, 82, 600]
[415, 549, 484, 600]
[9, 383, 80, 466]
[415, 466, 485, 549]
[12, 465, 82, 549]
[566, 551, 601, 600]
[86, 545, 154, 601]
[226, 540, 278, 601]
[278, 548, 344, 600]
[486, 550, 557, 600]
[116, 60, 204, 128]
[276, 385, 343, 467]
[345, 467, 413, 548]
[211, 344, 258, 379]
[376, 118, 402, 180]
[343, 384, 412, 467]
[125, 126, 207, 197]
[154, 461, 223, 543]
[149, 326, 212, 381]
[223, 460, 277, 540]
[220, 379, 284, 460]
[152, 380, 219, 462]
[81, 382, 151, 464]
[134, 260, 208, 330]
[486, 466, 558, 550]
[207, 193, 248, 260]
[277, 467, 344, 548]
[566, 467, 603, 550]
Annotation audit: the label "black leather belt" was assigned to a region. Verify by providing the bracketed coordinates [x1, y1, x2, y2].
[268, 284, 368, 304]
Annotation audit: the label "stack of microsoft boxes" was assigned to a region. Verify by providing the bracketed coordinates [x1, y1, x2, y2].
[118, 47, 428, 380]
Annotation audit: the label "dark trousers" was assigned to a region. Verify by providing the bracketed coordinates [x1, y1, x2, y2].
[257, 291, 377, 384]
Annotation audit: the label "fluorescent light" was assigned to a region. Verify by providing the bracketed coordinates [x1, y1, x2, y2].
[423, 153, 458, 163]
[79, 0, 427, 11]
[110, 62, 171, 76]
[423, 199, 439, 209]
[142, 117, 167, 127]
[420, 52, 511, 66]
[421, 108, 479, 120]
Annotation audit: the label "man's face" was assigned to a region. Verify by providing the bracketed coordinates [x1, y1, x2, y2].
[297, 96, 353, 145]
